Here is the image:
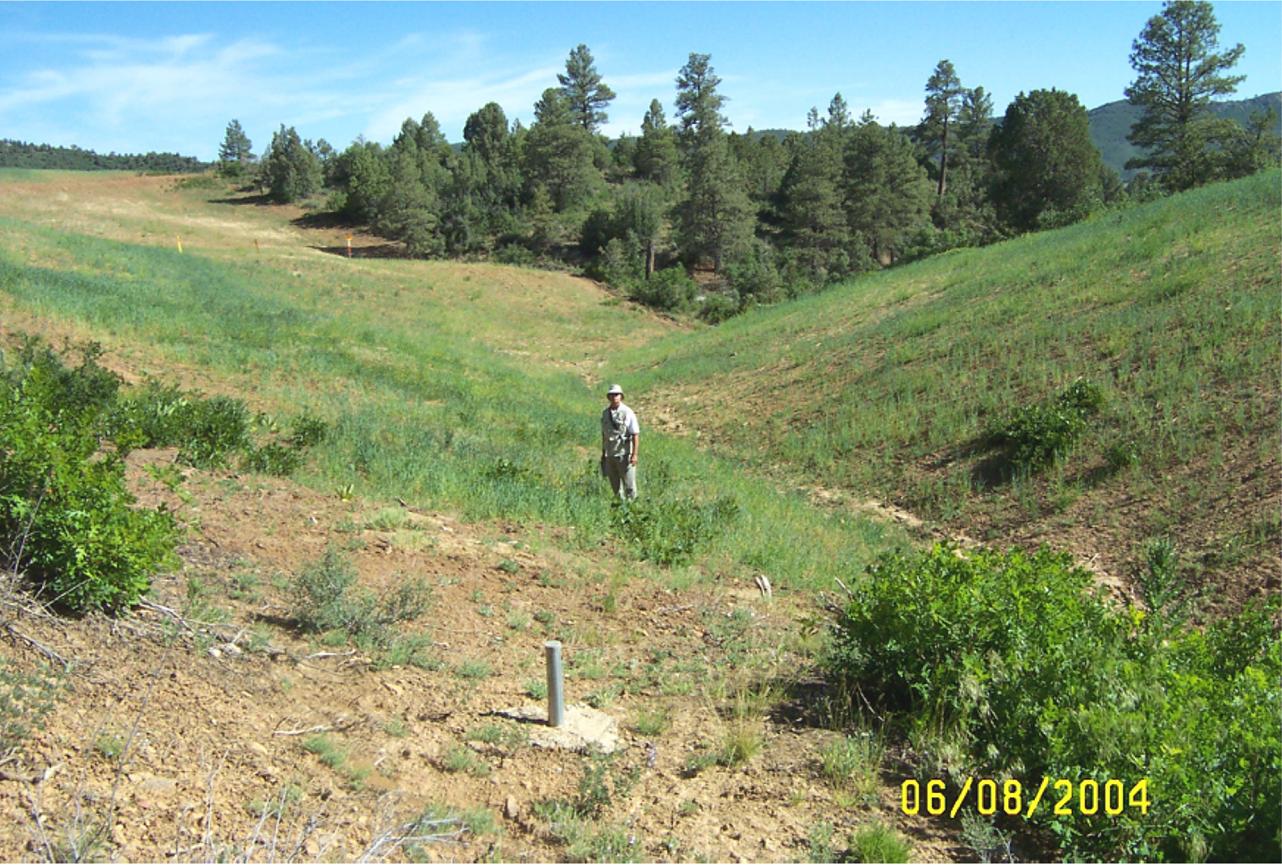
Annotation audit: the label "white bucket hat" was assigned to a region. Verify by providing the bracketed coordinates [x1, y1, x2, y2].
[606, 384, 624, 396]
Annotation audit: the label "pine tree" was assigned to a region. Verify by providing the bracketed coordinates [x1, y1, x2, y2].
[777, 94, 853, 282]
[673, 54, 753, 272]
[217, 119, 254, 178]
[932, 86, 998, 246]
[1125, 0, 1245, 190]
[523, 88, 602, 211]
[462, 102, 522, 239]
[675, 53, 729, 146]
[263, 125, 321, 203]
[558, 44, 616, 133]
[844, 117, 932, 267]
[634, 99, 681, 186]
[918, 60, 965, 199]
[331, 140, 390, 223]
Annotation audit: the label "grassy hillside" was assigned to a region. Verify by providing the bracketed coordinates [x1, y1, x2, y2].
[611, 170, 1281, 609]
[0, 169, 1277, 862]
[0, 172, 908, 594]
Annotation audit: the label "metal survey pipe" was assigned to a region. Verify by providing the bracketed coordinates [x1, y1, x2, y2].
[544, 640, 564, 727]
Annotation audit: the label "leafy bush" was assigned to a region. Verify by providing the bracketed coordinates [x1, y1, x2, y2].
[114, 381, 324, 475]
[698, 289, 742, 324]
[610, 495, 739, 566]
[175, 395, 250, 468]
[723, 239, 781, 304]
[288, 412, 328, 449]
[629, 266, 697, 313]
[989, 378, 1104, 473]
[111, 380, 190, 449]
[826, 544, 1281, 861]
[1, 344, 178, 611]
[112, 382, 249, 467]
[241, 442, 302, 476]
[493, 243, 537, 267]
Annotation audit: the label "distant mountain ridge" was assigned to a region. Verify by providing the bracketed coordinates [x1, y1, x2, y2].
[1088, 92, 1281, 179]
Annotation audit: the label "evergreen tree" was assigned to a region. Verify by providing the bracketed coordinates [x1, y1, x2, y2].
[264, 125, 321, 203]
[634, 99, 681, 187]
[1223, 106, 1282, 178]
[844, 116, 932, 267]
[918, 60, 965, 198]
[558, 44, 616, 133]
[932, 85, 998, 247]
[367, 117, 448, 256]
[989, 89, 1104, 232]
[730, 130, 788, 225]
[957, 87, 994, 159]
[673, 54, 753, 272]
[461, 102, 522, 241]
[523, 88, 602, 212]
[675, 53, 729, 145]
[331, 140, 390, 223]
[217, 119, 254, 177]
[1125, 0, 1245, 190]
[777, 94, 853, 281]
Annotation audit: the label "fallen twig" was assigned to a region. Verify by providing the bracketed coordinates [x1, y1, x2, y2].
[272, 717, 358, 737]
[1, 623, 71, 671]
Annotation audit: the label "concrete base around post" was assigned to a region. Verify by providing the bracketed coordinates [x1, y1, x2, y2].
[490, 704, 620, 755]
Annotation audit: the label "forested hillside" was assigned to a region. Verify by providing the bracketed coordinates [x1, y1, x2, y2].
[0, 139, 207, 173]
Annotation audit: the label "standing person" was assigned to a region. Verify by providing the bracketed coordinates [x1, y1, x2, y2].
[600, 384, 639, 500]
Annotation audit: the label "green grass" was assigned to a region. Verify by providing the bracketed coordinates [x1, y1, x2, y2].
[1, 169, 1277, 863]
[0, 205, 908, 592]
[609, 171, 1281, 578]
[441, 743, 490, 778]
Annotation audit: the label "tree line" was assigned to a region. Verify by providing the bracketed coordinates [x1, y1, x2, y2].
[0, 139, 207, 173]
[221, 1, 1277, 320]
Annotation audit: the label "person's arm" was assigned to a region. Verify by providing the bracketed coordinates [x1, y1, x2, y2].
[629, 432, 638, 465]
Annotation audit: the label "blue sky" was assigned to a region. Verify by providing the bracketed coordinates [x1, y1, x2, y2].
[2, 1, 1279, 160]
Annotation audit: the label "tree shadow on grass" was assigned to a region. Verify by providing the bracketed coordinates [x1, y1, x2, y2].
[292, 211, 352, 230]
[311, 242, 408, 259]
[925, 433, 1016, 491]
[207, 193, 274, 206]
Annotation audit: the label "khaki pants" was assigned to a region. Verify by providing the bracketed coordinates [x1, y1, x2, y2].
[603, 456, 637, 500]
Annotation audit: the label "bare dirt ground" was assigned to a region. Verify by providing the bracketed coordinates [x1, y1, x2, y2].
[0, 443, 964, 862]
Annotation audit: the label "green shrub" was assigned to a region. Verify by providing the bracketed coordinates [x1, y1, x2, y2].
[610, 495, 739, 566]
[0, 345, 178, 611]
[629, 266, 697, 313]
[175, 395, 249, 468]
[288, 411, 328, 449]
[112, 380, 190, 448]
[289, 548, 430, 648]
[493, 243, 537, 267]
[989, 378, 1104, 473]
[241, 442, 302, 476]
[826, 543, 1281, 861]
[697, 289, 742, 324]
[0, 660, 60, 758]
